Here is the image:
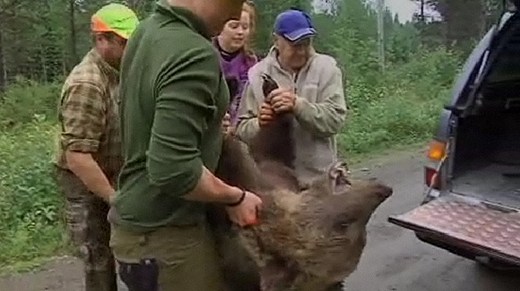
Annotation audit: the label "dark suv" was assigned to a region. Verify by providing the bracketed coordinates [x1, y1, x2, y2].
[389, 3, 520, 268]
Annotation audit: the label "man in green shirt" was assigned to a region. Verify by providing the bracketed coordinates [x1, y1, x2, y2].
[109, 0, 262, 290]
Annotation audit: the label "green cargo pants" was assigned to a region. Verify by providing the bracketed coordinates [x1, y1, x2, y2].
[110, 222, 227, 291]
[54, 167, 117, 291]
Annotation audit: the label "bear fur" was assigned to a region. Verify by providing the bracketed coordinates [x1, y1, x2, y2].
[210, 74, 393, 291]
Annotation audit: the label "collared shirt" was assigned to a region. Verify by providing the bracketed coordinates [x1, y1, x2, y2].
[55, 49, 122, 183]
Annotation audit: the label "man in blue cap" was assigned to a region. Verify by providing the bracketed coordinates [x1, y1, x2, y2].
[271, 8, 318, 71]
[236, 8, 347, 187]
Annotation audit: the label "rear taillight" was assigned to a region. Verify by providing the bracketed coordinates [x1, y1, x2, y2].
[425, 139, 448, 190]
[427, 140, 446, 161]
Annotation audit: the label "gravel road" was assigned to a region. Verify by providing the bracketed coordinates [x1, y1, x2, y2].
[1, 148, 519, 291]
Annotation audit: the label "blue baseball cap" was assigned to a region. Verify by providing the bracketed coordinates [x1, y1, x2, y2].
[274, 9, 316, 42]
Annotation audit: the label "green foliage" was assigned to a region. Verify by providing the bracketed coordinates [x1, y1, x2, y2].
[0, 78, 60, 130]
[308, 1, 465, 155]
[336, 47, 461, 155]
[0, 121, 66, 267]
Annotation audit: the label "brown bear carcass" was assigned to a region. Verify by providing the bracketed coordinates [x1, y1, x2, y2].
[211, 74, 393, 291]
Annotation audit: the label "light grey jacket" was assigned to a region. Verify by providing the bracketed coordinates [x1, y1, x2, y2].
[236, 47, 347, 184]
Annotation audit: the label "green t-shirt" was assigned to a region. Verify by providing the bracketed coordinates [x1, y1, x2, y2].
[111, 0, 229, 232]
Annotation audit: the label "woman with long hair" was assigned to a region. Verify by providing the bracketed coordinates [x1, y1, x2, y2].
[214, 1, 258, 130]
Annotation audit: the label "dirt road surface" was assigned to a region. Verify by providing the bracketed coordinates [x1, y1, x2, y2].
[1, 148, 519, 291]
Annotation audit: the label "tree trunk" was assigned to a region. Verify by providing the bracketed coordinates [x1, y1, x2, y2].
[68, 0, 78, 70]
[0, 28, 5, 94]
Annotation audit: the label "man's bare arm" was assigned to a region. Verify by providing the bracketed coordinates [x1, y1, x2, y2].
[182, 167, 243, 204]
[66, 152, 114, 202]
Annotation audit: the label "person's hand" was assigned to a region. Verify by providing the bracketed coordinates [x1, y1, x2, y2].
[258, 102, 275, 127]
[222, 112, 231, 133]
[269, 88, 296, 113]
[225, 190, 263, 227]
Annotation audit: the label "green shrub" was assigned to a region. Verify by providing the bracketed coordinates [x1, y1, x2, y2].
[337, 47, 461, 155]
[0, 77, 61, 130]
[0, 121, 66, 267]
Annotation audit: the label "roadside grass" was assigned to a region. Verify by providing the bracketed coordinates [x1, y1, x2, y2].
[0, 120, 71, 274]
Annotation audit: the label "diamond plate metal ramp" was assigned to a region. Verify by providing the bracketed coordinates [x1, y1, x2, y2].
[388, 194, 520, 265]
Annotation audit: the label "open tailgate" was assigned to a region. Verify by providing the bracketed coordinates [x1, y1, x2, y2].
[388, 194, 520, 265]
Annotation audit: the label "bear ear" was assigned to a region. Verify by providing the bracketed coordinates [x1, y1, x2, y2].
[261, 73, 279, 101]
[328, 161, 351, 195]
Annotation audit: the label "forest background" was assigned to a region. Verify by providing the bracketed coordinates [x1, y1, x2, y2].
[0, 0, 510, 271]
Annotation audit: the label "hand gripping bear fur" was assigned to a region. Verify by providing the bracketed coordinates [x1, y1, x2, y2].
[210, 74, 393, 291]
